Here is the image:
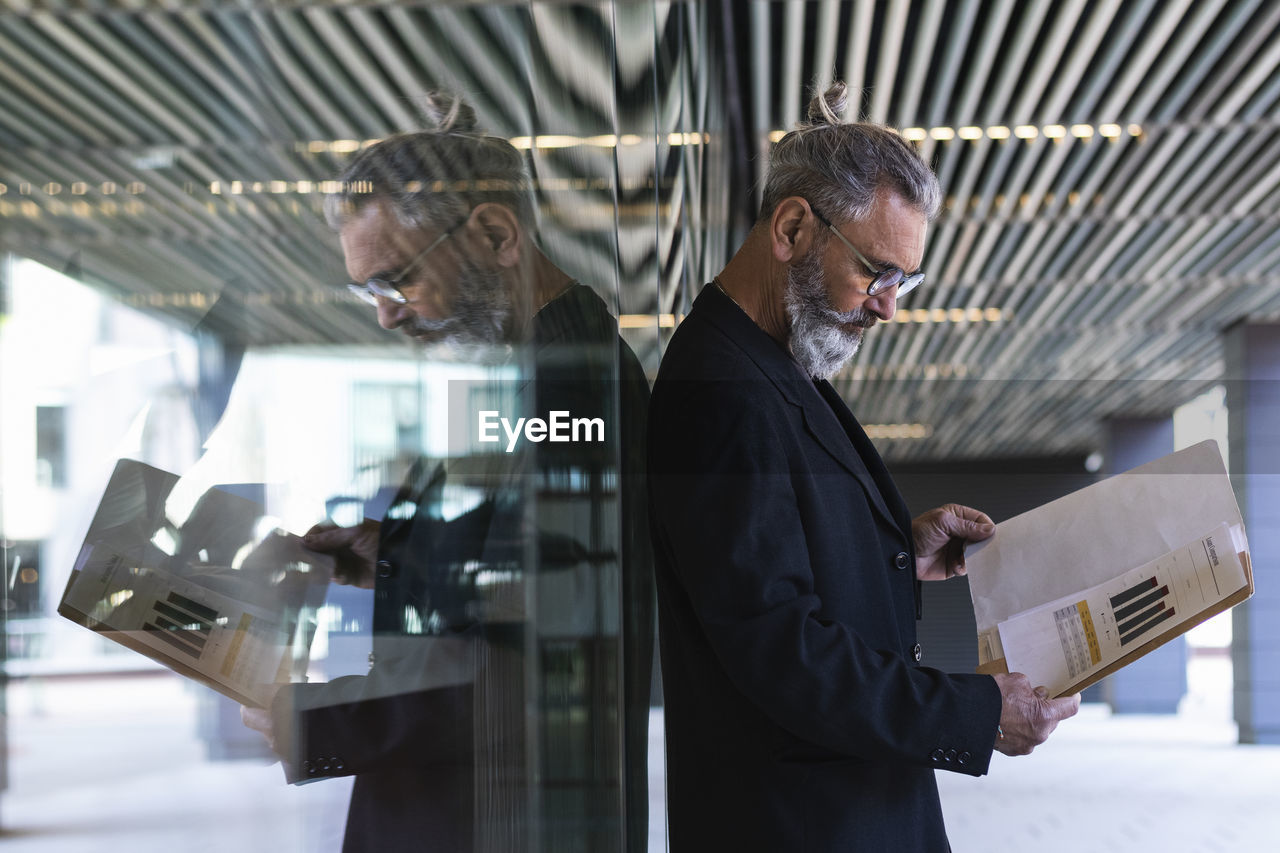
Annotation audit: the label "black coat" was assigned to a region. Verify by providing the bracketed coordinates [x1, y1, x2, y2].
[648, 284, 1002, 853]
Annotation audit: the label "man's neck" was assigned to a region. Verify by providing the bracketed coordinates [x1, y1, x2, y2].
[505, 251, 575, 331]
[529, 250, 577, 310]
[714, 228, 791, 345]
[501, 249, 577, 342]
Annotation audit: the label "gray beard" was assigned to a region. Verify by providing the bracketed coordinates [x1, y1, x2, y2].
[403, 259, 511, 354]
[785, 248, 877, 380]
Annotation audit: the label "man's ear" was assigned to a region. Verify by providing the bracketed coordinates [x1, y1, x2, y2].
[769, 196, 817, 264]
[466, 203, 522, 268]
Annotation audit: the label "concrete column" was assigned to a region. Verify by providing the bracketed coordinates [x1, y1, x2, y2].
[1, 256, 10, 820]
[1101, 417, 1187, 714]
[1226, 323, 1280, 744]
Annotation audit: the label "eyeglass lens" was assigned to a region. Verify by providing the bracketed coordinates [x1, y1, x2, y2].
[347, 280, 408, 306]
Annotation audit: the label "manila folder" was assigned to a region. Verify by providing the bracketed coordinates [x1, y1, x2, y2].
[965, 440, 1252, 698]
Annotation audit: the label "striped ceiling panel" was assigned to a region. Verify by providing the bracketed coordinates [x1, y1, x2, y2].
[740, 0, 1280, 460]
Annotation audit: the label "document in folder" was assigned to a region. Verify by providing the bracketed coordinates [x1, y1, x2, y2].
[965, 440, 1252, 698]
[58, 459, 333, 707]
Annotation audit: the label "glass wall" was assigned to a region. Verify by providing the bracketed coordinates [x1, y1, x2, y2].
[0, 3, 729, 850]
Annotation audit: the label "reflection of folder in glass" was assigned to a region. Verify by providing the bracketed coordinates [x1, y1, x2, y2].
[58, 459, 330, 707]
[966, 441, 1253, 698]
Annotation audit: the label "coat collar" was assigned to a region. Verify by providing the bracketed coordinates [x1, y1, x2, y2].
[695, 284, 906, 533]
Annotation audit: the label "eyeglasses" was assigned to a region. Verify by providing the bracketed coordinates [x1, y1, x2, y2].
[346, 224, 458, 306]
[808, 204, 925, 298]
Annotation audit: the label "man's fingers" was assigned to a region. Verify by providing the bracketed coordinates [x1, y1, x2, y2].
[241, 704, 263, 729]
[965, 519, 996, 540]
[303, 525, 357, 552]
[241, 706, 271, 740]
[1045, 693, 1081, 721]
[943, 502, 994, 524]
[241, 703, 283, 756]
[952, 516, 995, 543]
[935, 506, 995, 543]
[1027, 691, 1079, 745]
[992, 673, 1080, 756]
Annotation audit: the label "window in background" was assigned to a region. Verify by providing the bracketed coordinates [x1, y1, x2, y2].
[34, 406, 66, 489]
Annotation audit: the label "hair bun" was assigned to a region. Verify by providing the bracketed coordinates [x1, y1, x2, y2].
[806, 82, 848, 126]
[419, 91, 480, 134]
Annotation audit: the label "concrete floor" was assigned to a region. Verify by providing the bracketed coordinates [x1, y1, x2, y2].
[938, 705, 1279, 853]
[2, 656, 1277, 852]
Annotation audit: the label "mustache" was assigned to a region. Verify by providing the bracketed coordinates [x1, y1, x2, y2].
[823, 305, 877, 327]
[404, 315, 455, 334]
[401, 315, 459, 344]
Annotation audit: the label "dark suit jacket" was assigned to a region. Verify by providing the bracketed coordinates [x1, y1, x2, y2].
[648, 285, 1002, 853]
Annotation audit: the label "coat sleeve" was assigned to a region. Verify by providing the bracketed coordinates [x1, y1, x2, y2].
[649, 378, 1002, 776]
[272, 635, 477, 784]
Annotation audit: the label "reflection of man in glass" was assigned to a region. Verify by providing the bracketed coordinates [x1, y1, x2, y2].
[241, 93, 652, 853]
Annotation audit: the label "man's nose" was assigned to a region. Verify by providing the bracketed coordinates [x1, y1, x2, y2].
[865, 285, 897, 323]
[375, 296, 413, 330]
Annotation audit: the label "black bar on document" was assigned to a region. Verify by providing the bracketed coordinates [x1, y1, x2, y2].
[1110, 577, 1159, 610]
[153, 600, 212, 633]
[144, 622, 202, 659]
[1114, 585, 1171, 622]
[1118, 600, 1168, 637]
[167, 591, 219, 623]
[152, 614, 208, 650]
[1120, 606, 1176, 646]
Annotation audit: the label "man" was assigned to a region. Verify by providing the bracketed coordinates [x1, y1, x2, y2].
[242, 93, 653, 853]
[647, 82, 1080, 852]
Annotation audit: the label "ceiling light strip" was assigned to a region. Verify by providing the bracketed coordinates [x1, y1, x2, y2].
[767, 123, 1141, 144]
[614, 309, 1006, 330]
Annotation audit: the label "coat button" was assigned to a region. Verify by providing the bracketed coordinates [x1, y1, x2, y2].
[958, 751, 971, 765]
[912, 643, 923, 662]
[894, 551, 910, 571]
[376, 559, 395, 578]
[945, 748, 957, 762]
[930, 748, 944, 762]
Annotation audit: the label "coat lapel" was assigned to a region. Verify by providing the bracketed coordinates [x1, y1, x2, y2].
[799, 378, 901, 533]
[696, 285, 905, 535]
[812, 379, 912, 535]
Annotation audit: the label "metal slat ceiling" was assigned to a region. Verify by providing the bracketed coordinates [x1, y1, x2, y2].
[1, 1, 1278, 463]
[776, 0, 1280, 461]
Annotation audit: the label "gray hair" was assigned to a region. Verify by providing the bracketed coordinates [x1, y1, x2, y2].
[323, 92, 535, 232]
[760, 82, 941, 226]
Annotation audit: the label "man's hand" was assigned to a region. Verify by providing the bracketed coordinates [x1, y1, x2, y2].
[991, 672, 1080, 756]
[303, 519, 381, 589]
[241, 684, 289, 758]
[241, 705, 279, 754]
[911, 503, 995, 581]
